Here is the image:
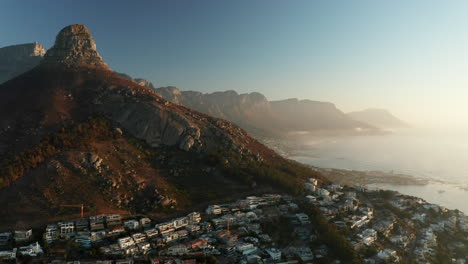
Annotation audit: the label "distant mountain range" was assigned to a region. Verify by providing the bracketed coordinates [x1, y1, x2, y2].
[0, 41, 406, 139]
[347, 108, 408, 129]
[153, 87, 382, 138]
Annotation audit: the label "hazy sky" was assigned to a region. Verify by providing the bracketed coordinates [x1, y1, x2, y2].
[1, 0, 468, 126]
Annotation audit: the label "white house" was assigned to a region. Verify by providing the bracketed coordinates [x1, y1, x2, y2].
[359, 229, 377, 246]
[131, 233, 147, 244]
[296, 213, 311, 225]
[377, 249, 399, 262]
[58, 221, 75, 238]
[18, 242, 43, 257]
[14, 229, 32, 242]
[206, 205, 222, 215]
[118, 237, 135, 249]
[187, 212, 202, 224]
[124, 219, 140, 230]
[167, 244, 188, 255]
[0, 248, 17, 260]
[0, 232, 12, 246]
[139, 217, 151, 228]
[266, 248, 282, 261]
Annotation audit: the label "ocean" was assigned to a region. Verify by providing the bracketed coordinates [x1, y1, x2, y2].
[288, 127, 468, 213]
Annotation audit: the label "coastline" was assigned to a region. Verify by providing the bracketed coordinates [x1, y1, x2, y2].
[263, 136, 468, 213]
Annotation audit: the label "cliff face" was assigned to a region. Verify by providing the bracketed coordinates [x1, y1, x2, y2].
[155, 87, 282, 137]
[155, 87, 377, 138]
[0, 42, 45, 83]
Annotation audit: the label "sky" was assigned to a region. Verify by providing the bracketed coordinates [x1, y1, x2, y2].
[1, 0, 468, 126]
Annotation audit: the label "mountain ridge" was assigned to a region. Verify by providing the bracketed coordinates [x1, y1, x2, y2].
[347, 108, 409, 128]
[154, 86, 381, 138]
[0, 42, 388, 138]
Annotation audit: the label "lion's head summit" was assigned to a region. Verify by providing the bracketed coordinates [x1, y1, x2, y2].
[41, 24, 110, 70]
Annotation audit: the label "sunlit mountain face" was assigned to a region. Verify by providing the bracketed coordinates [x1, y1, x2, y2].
[0, 1, 467, 263]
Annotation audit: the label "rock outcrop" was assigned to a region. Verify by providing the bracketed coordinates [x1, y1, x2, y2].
[0, 42, 45, 83]
[134, 78, 155, 89]
[114, 72, 155, 89]
[41, 24, 109, 69]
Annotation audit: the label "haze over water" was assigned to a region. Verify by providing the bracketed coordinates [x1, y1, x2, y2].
[290, 127, 468, 213]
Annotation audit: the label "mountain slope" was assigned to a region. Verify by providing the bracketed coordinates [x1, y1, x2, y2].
[0, 42, 45, 84]
[0, 24, 321, 228]
[347, 108, 408, 128]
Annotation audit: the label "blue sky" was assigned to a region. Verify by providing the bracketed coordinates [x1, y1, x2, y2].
[1, 0, 468, 125]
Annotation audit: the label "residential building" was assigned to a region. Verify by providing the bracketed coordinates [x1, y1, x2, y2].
[296, 213, 311, 225]
[90, 230, 107, 243]
[186, 225, 201, 233]
[124, 220, 140, 230]
[266, 248, 282, 261]
[115, 259, 134, 264]
[139, 217, 151, 228]
[131, 233, 147, 244]
[173, 217, 188, 229]
[45, 225, 57, 243]
[118, 237, 135, 249]
[105, 214, 122, 227]
[167, 244, 188, 255]
[89, 216, 106, 231]
[58, 222, 75, 238]
[296, 247, 314, 262]
[304, 182, 316, 193]
[187, 212, 202, 225]
[359, 229, 378, 246]
[206, 205, 222, 215]
[18, 242, 43, 256]
[156, 222, 175, 234]
[108, 226, 125, 236]
[0, 248, 17, 260]
[0, 232, 12, 246]
[137, 241, 151, 253]
[236, 242, 256, 255]
[145, 228, 159, 238]
[14, 229, 32, 242]
[377, 249, 399, 262]
[309, 178, 318, 186]
[75, 218, 90, 232]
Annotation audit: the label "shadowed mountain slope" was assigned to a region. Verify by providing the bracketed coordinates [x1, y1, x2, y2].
[0, 24, 322, 229]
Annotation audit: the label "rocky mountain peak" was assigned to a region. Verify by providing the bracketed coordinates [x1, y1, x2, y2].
[42, 24, 109, 69]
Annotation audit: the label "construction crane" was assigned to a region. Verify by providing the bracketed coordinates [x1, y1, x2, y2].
[60, 204, 85, 218]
